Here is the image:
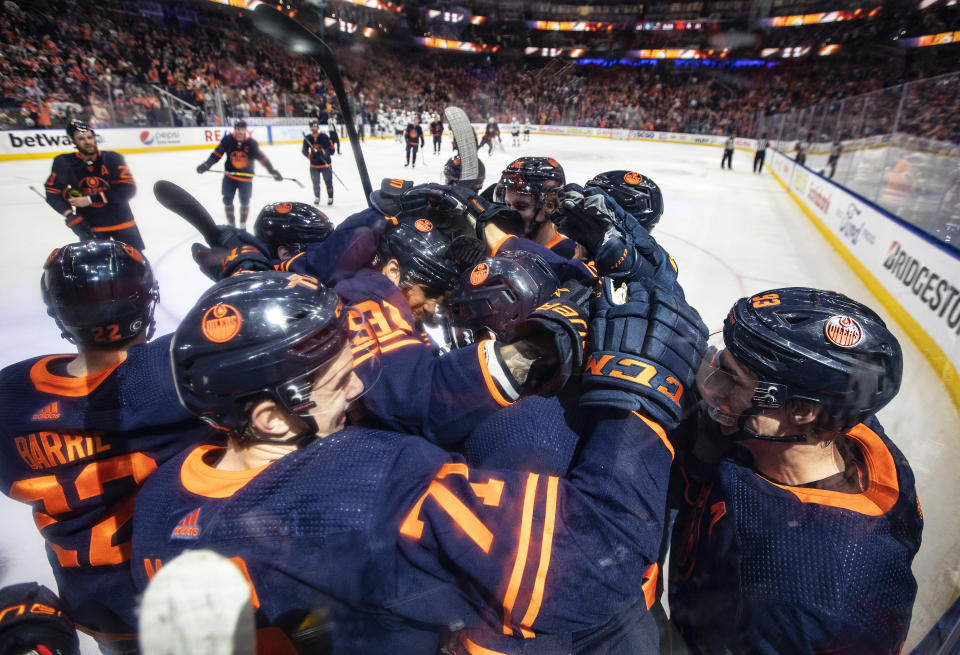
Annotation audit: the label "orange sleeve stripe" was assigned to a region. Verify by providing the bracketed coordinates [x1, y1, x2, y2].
[461, 637, 510, 655]
[34, 512, 57, 530]
[66, 217, 83, 226]
[518, 474, 558, 636]
[379, 338, 423, 354]
[92, 221, 136, 232]
[490, 234, 512, 257]
[631, 411, 674, 460]
[501, 472, 539, 635]
[476, 340, 512, 408]
[279, 251, 305, 272]
[640, 562, 659, 610]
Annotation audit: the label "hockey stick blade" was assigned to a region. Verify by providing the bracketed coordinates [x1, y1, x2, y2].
[249, 3, 373, 204]
[153, 180, 222, 247]
[444, 107, 479, 185]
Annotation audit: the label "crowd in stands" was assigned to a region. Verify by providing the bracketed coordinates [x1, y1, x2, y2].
[1, 0, 958, 144]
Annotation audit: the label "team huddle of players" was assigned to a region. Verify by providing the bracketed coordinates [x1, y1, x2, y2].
[15, 119, 921, 655]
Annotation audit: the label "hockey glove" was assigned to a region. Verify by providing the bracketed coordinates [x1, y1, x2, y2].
[552, 184, 640, 279]
[581, 277, 708, 430]
[271, 170, 284, 182]
[511, 280, 593, 396]
[426, 185, 524, 240]
[192, 243, 272, 280]
[65, 217, 95, 241]
[196, 162, 209, 175]
[368, 178, 437, 222]
[446, 234, 486, 271]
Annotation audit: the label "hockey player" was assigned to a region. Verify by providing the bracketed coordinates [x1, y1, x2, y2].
[754, 132, 768, 174]
[669, 287, 921, 654]
[131, 263, 701, 653]
[495, 157, 576, 258]
[0, 241, 210, 652]
[394, 113, 405, 143]
[523, 117, 532, 142]
[443, 156, 485, 192]
[196, 120, 283, 229]
[479, 117, 501, 155]
[721, 134, 734, 169]
[826, 139, 843, 179]
[44, 120, 144, 250]
[404, 120, 425, 168]
[510, 117, 520, 147]
[796, 139, 808, 166]
[429, 114, 443, 154]
[253, 201, 334, 261]
[302, 120, 336, 206]
[327, 115, 341, 154]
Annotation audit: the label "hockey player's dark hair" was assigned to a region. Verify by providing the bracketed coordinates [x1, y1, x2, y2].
[722, 287, 902, 435]
[41, 240, 159, 350]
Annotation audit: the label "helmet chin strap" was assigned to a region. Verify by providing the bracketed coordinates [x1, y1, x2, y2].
[236, 414, 320, 449]
[727, 406, 809, 444]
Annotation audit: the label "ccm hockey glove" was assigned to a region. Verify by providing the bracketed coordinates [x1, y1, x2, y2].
[581, 277, 708, 430]
[511, 280, 593, 396]
[192, 226, 273, 280]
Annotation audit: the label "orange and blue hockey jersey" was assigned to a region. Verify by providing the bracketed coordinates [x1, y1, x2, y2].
[301, 132, 334, 168]
[0, 335, 212, 639]
[130, 406, 674, 653]
[668, 415, 922, 654]
[200, 132, 271, 182]
[405, 125, 425, 148]
[44, 149, 141, 248]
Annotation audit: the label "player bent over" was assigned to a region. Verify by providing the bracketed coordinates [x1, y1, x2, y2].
[669, 287, 921, 654]
[302, 120, 335, 206]
[196, 120, 283, 229]
[131, 267, 706, 653]
[0, 241, 209, 654]
[44, 120, 144, 250]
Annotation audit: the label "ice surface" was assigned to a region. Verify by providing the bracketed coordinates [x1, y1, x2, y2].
[1, 135, 956, 652]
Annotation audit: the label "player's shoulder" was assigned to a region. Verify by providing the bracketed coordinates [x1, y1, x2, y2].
[0, 354, 56, 399]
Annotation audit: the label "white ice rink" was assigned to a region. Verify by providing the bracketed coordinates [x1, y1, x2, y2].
[1, 133, 957, 652]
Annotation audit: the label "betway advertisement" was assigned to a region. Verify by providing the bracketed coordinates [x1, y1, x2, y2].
[0, 126, 266, 158]
[768, 148, 960, 372]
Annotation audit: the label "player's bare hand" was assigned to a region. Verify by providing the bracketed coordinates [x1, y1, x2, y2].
[69, 195, 92, 208]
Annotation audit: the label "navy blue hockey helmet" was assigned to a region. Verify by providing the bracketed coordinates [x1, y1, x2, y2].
[494, 157, 565, 206]
[383, 220, 460, 293]
[65, 119, 93, 140]
[443, 156, 486, 190]
[448, 250, 559, 343]
[41, 240, 158, 349]
[0, 582, 80, 655]
[171, 271, 376, 439]
[254, 201, 334, 259]
[703, 287, 902, 433]
[585, 170, 664, 232]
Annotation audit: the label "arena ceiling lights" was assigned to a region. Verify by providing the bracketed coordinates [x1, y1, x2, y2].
[757, 6, 881, 27]
[526, 20, 711, 32]
[417, 37, 499, 52]
[899, 30, 960, 47]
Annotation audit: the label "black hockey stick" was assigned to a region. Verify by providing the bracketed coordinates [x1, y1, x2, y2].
[249, 3, 372, 204]
[153, 180, 222, 247]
